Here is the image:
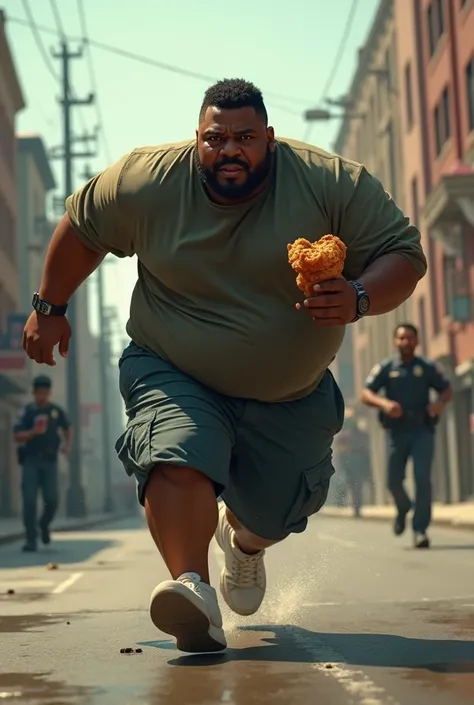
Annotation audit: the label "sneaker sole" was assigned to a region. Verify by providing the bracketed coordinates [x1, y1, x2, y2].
[150, 585, 227, 654]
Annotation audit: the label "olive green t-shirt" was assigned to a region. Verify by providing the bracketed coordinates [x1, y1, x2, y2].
[66, 138, 426, 402]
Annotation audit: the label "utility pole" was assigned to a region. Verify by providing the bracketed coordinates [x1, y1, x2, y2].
[79, 164, 115, 512]
[51, 42, 96, 517]
[97, 267, 114, 512]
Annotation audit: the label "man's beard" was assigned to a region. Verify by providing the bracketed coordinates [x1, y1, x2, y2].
[194, 146, 273, 201]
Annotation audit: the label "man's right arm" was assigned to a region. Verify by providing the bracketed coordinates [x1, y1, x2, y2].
[23, 152, 135, 366]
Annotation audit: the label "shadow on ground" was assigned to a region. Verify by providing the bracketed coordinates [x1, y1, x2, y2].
[0, 538, 119, 569]
[140, 624, 474, 673]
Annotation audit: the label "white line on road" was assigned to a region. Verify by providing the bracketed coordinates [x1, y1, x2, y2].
[313, 662, 397, 705]
[286, 627, 399, 705]
[52, 572, 84, 594]
[303, 594, 474, 608]
[316, 533, 358, 548]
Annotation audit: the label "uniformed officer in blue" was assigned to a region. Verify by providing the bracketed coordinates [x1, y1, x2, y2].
[13, 375, 72, 552]
[361, 323, 452, 549]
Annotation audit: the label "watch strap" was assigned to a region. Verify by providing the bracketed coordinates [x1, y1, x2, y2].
[32, 293, 68, 317]
[348, 281, 370, 322]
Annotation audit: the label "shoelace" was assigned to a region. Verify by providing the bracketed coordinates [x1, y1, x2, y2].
[229, 553, 262, 588]
[179, 577, 204, 595]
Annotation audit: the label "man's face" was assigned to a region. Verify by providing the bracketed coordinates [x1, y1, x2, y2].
[394, 327, 418, 356]
[33, 387, 51, 406]
[195, 106, 275, 202]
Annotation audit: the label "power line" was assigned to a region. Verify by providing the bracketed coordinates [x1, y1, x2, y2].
[5, 13, 308, 112]
[49, 0, 66, 38]
[77, 0, 113, 164]
[319, 0, 359, 102]
[304, 0, 359, 143]
[21, 0, 58, 82]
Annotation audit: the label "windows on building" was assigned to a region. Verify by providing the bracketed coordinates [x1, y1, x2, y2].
[434, 86, 451, 156]
[466, 57, 474, 133]
[404, 62, 414, 131]
[411, 176, 419, 227]
[427, 0, 445, 57]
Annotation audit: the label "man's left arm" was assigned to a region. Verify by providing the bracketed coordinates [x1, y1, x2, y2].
[58, 408, 73, 454]
[426, 362, 453, 417]
[303, 166, 427, 325]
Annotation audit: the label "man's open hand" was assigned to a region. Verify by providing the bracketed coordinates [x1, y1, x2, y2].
[296, 279, 357, 326]
[23, 312, 71, 366]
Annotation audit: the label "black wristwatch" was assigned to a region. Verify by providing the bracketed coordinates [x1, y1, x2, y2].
[32, 293, 68, 317]
[348, 281, 370, 322]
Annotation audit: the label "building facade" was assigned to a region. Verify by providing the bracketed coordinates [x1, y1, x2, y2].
[0, 11, 25, 516]
[333, 0, 412, 503]
[409, 0, 474, 502]
[334, 0, 474, 505]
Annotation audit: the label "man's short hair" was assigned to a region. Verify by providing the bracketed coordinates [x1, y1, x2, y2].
[394, 322, 418, 337]
[199, 78, 268, 124]
[33, 375, 52, 389]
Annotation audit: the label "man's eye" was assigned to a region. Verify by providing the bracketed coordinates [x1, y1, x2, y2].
[240, 135, 252, 141]
[207, 136, 220, 142]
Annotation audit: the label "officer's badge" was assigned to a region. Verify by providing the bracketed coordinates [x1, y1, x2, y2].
[413, 366, 424, 377]
[51, 409, 58, 419]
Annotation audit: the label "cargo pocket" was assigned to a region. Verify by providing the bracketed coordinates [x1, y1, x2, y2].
[115, 411, 155, 477]
[285, 456, 335, 533]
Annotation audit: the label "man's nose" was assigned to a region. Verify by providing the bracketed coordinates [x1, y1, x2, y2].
[221, 139, 241, 158]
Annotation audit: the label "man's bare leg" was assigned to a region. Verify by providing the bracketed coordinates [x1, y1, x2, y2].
[144, 464, 226, 653]
[226, 507, 281, 554]
[144, 464, 218, 583]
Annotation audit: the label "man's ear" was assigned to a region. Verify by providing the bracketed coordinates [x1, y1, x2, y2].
[267, 126, 275, 151]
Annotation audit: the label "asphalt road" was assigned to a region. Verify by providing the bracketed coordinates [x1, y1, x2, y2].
[1, 513, 474, 705]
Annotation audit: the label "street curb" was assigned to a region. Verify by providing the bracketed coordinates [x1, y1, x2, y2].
[320, 508, 474, 532]
[0, 512, 136, 548]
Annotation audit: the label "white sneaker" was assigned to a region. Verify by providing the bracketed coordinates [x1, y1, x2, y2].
[149, 572, 227, 653]
[215, 503, 266, 616]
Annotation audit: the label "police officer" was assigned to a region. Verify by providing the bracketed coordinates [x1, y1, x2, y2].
[13, 375, 72, 552]
[361, 323, 452, 549]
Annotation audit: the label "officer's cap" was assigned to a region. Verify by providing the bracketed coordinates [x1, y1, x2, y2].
[33, 375, 52, 389]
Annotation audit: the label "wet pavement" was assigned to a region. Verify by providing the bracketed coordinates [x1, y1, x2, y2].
[1, 515, 474, 704]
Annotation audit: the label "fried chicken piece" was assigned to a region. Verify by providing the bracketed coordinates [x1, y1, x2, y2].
[287, 234, 347, 297]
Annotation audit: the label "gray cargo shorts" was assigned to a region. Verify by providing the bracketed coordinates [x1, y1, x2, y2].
[115, 343, 344, 541]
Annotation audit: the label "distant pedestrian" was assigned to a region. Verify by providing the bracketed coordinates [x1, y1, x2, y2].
[361, 323, 452, 548]
[335, 412, 371, 517]
[13, 375, 72, 552]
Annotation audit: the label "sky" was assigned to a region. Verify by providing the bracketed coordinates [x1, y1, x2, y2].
[2, 0, 379, 347]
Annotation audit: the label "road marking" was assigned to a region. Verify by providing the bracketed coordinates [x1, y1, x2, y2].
[303, 594, 474, 608]
[284, 627, 399, 705]
[313, 662, 396, 705]
[316, 533, 358, 548]
[52, 572, 83, 594]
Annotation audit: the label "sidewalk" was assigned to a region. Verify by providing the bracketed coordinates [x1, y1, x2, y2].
[0, 511, 134, 547]
[321, 501, 474, 530]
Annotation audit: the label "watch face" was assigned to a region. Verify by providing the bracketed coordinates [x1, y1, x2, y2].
[33, 296, 52, 316]
[359, 295, 370, 315]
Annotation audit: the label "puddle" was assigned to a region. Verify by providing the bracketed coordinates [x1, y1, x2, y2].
[418, 609, 474, 637]
[402, 662, 474, 701]
[0, 592, 50, 604]
[0, 672, 102, 703]
[0, 614, 67, 634]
